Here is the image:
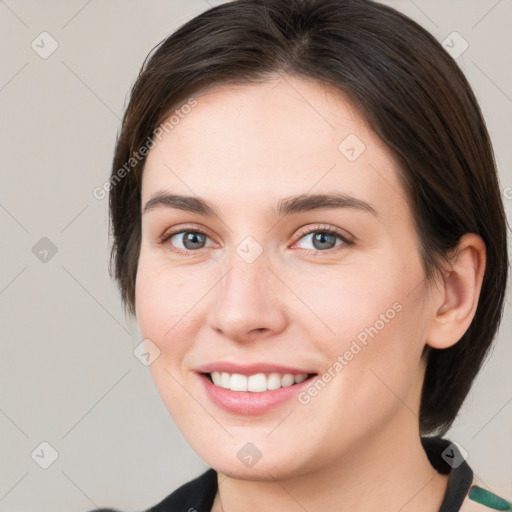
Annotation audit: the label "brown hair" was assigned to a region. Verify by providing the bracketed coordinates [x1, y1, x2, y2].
[108, 0, 508, 435]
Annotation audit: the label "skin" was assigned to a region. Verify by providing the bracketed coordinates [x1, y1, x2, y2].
[135, 75, 486, 512]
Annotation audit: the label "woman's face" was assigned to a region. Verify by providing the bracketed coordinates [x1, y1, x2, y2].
[136, 76, 439, 479]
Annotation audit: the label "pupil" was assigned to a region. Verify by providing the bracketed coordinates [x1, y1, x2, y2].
[313, 232, 335, 250]
[184, 232, 205, 249]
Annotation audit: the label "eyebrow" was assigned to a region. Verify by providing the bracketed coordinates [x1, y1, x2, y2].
[142, 191, 378, 218]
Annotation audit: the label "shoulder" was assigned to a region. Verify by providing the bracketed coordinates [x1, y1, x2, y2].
[421, 436, 511, 512]
[461, 474, 512, 512]
[85, 468, 217, 512]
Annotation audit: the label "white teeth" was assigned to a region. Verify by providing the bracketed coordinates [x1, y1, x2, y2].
[230, 373, 248, 391]
[267, 373, 282, 391]
[220, 372, 230, 388]
[208, 371, 310, 392]
[281, 374, 295, 387]
[294, 373, 308, 384]
[247, 373, 267, 392]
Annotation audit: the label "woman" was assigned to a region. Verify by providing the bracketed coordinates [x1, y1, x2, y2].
[91, 0, 510, 510]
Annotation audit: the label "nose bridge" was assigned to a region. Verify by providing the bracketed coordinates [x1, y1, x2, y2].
[207, 240, 287, 341]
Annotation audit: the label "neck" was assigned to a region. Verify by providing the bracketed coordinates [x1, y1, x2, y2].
[212, 411, 449, 512]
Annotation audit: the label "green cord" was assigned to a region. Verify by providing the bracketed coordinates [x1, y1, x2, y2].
[468, 486, 512, 510]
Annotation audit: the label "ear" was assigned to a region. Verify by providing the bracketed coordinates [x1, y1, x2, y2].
[426, 233, 486, 349]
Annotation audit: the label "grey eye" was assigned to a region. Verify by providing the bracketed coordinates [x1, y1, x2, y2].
[296, 231, 343, 251]
[171, 231, 209, 250]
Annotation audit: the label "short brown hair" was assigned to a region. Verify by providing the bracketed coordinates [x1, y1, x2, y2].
[108, 0, 508, 435]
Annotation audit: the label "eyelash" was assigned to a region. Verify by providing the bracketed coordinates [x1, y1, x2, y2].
[157, 224, 354, 257]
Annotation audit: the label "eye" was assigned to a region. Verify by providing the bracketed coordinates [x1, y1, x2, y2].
[158, 227, 214, 255]
[293, 226, 353, 253]
[158, 224, 353, 256]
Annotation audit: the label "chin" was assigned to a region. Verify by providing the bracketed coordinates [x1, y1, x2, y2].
[188, 434, 313, 481]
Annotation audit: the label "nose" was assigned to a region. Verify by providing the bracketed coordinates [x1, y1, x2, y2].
[206, 252, 288, 343]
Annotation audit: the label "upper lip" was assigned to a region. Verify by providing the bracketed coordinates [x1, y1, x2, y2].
[196, 362, 316, 376]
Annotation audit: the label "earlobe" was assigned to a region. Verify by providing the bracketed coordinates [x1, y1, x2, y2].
[426, 233, 486, 350]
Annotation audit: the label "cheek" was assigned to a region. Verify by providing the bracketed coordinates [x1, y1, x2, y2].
[135, 256, 205, 341]
[134, 261, 208, 420]
[294, 255, 427, 415]
[282, 255, 410, 350]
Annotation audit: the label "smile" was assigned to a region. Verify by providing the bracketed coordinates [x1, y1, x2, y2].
[207, 371, 311, 392]
[197, 364, 318, 415]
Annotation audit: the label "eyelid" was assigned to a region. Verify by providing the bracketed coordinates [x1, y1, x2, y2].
[158, 223, 354, 255]
[157, 223, 216, 246]
[290, 224, 354, 251]
[293, 223, 353, 242]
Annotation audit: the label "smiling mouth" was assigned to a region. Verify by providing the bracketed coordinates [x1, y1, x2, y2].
[203, 371, 317, 393]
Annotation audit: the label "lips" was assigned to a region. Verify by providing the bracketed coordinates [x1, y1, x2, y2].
[196, 361, 315, 376]
[196, 361, 318, 414]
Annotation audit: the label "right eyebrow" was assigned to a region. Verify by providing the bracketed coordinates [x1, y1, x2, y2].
[142, 192, 215, 216]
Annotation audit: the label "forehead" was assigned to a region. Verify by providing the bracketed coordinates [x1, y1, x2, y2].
[141, 76, 409, 223]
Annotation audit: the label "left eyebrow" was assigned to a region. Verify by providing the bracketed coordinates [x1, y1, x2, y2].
[272, 192, 378, 218]
[141, 191, 378, 218]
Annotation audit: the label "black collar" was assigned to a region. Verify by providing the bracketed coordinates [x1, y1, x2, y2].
[421, 436, 473, 512]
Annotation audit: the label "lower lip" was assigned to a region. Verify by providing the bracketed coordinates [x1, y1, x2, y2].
[199, 373, 316, 415]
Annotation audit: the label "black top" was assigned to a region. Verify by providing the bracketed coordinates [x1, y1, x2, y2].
[91, 437, 476, 512]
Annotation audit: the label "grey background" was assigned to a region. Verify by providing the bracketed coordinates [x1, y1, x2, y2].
[0, 1, 511, 511]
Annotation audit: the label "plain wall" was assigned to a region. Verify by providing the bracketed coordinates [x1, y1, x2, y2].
[1, 1, 511, 510]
